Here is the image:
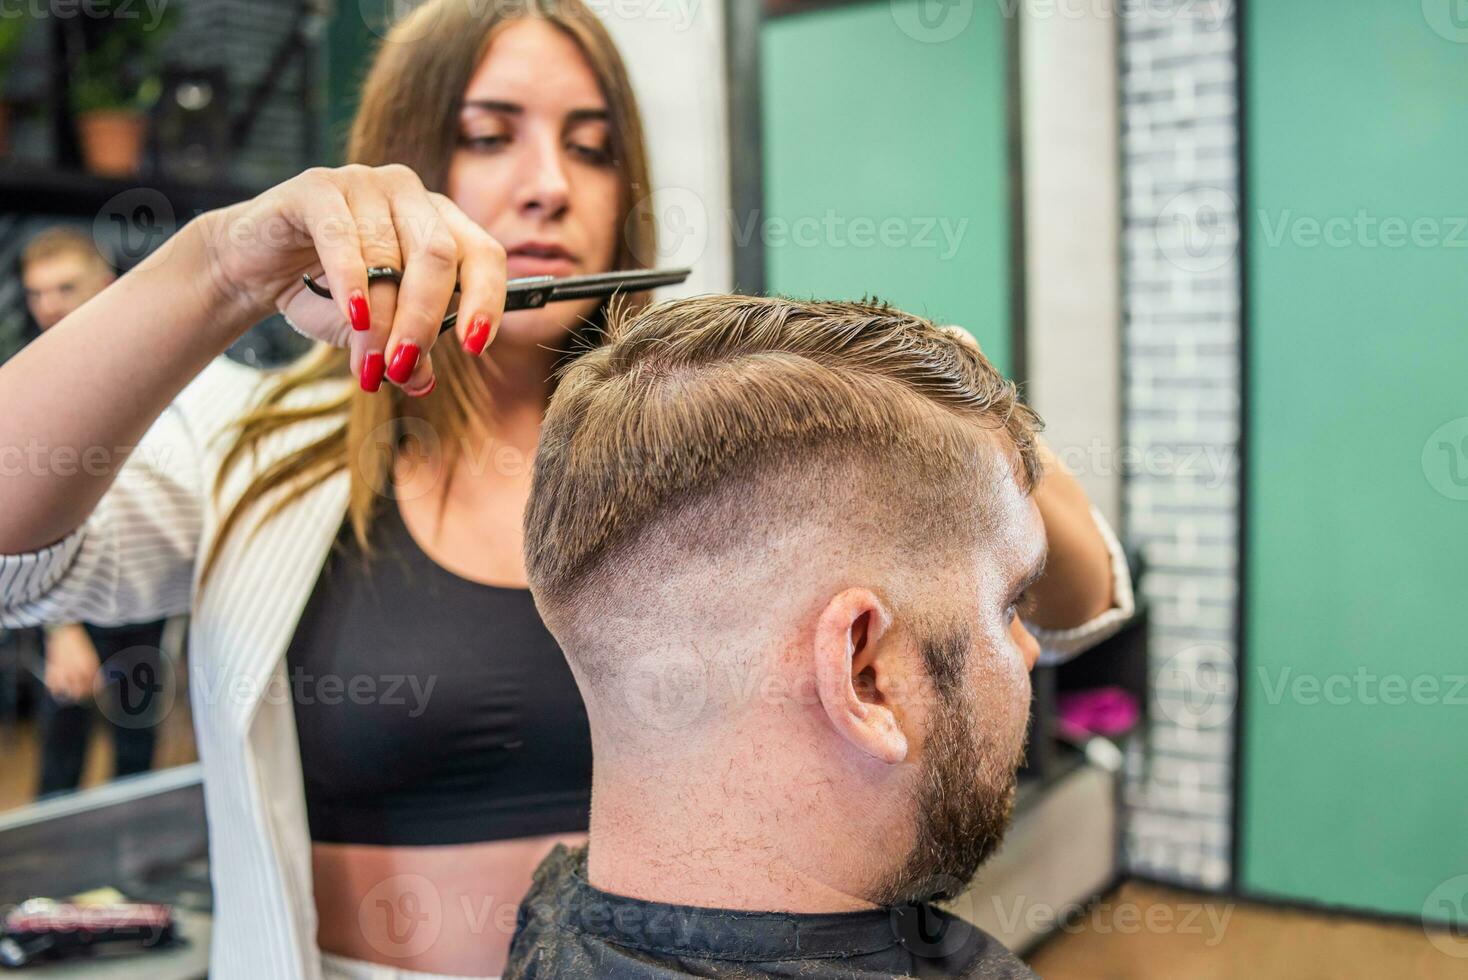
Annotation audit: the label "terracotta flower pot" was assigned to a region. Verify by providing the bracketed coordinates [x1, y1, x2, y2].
[77, 109, 147, 177]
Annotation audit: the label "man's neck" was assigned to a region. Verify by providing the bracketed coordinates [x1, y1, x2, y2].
[584, 752, 903, 915]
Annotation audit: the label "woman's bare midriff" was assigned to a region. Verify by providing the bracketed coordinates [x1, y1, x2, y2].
[311, 831, 588, 977]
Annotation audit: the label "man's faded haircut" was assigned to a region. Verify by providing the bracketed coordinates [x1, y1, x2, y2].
[524, 294, 1043, 645]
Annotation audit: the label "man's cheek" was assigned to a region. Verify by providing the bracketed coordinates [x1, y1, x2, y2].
[979, 656, 1031, 746]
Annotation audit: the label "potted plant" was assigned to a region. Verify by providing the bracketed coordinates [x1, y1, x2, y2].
[71, 1, 180, 176]
[0, 14, 33, 157]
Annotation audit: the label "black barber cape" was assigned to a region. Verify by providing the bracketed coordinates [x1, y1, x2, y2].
[504, 845, 1037, 979]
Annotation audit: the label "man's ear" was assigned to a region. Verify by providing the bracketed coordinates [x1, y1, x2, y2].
[812, 588, 909, 765]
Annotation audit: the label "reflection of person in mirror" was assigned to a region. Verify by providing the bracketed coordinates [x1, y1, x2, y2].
[21, 227, 116, 335]
[21, 228, 170, 799]
[36, 621, 165, 798]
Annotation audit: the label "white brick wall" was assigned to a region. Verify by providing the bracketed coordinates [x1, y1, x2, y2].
[1119, 0, 1242, 889]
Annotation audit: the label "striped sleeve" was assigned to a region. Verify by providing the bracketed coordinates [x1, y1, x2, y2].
[1031, 505, 1136, 666]
[0, 356, 263, 629]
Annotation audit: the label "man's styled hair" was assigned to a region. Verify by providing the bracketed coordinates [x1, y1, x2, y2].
[525, 295, 1043, 656]
[20, 227, 114, 274]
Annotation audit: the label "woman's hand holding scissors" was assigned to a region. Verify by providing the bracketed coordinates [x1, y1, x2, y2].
[200, 163, 508, 394]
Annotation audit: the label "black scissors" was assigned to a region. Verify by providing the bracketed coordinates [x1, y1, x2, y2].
[302, 266, 692, 333]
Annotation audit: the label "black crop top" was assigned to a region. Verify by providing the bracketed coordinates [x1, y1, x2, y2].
[284, 496, 593, 846]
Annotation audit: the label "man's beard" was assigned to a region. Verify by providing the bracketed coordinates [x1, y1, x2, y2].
[868, 623, 1027, 906]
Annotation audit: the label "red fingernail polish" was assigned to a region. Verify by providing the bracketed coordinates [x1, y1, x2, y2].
[408, 377, 437, 398]
[361, 351, 385, 392]
[386, 342, 420, 384]
[349, 291, 370, 332]
[464, 315, 492, 356]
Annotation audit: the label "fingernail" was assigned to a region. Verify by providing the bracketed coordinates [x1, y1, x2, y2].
[463, 315, 492, 356]
[349, 291, 370, 332]
[386, 342, 420, 384]
[407, 376, 436, 398]
[361, 351, 385, 392]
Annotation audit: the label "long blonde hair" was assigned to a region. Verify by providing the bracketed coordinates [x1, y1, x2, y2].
[203, 0, 655, 585]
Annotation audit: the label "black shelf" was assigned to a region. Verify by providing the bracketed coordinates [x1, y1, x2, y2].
[0, 164, 265, 222]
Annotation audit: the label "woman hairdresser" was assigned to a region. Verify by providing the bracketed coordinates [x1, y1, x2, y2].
[0, 0, 1130, 976]
[0, 2, 648, 976]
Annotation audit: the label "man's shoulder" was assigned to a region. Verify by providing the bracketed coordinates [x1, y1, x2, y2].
[504, 843, 583, 978]
[505, 849, 1038, 980]
[506, 844, 698, 979]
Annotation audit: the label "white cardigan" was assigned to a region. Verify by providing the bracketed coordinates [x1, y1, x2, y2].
[0, 356, 1134, 980]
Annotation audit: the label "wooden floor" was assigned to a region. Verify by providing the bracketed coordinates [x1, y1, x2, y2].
[1027, 880, 1468, 979]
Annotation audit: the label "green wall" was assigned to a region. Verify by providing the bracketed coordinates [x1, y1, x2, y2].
[1241, 0, 1468, 921]
[760, 0, 1012, 374]
[324, 7, 380, 164]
